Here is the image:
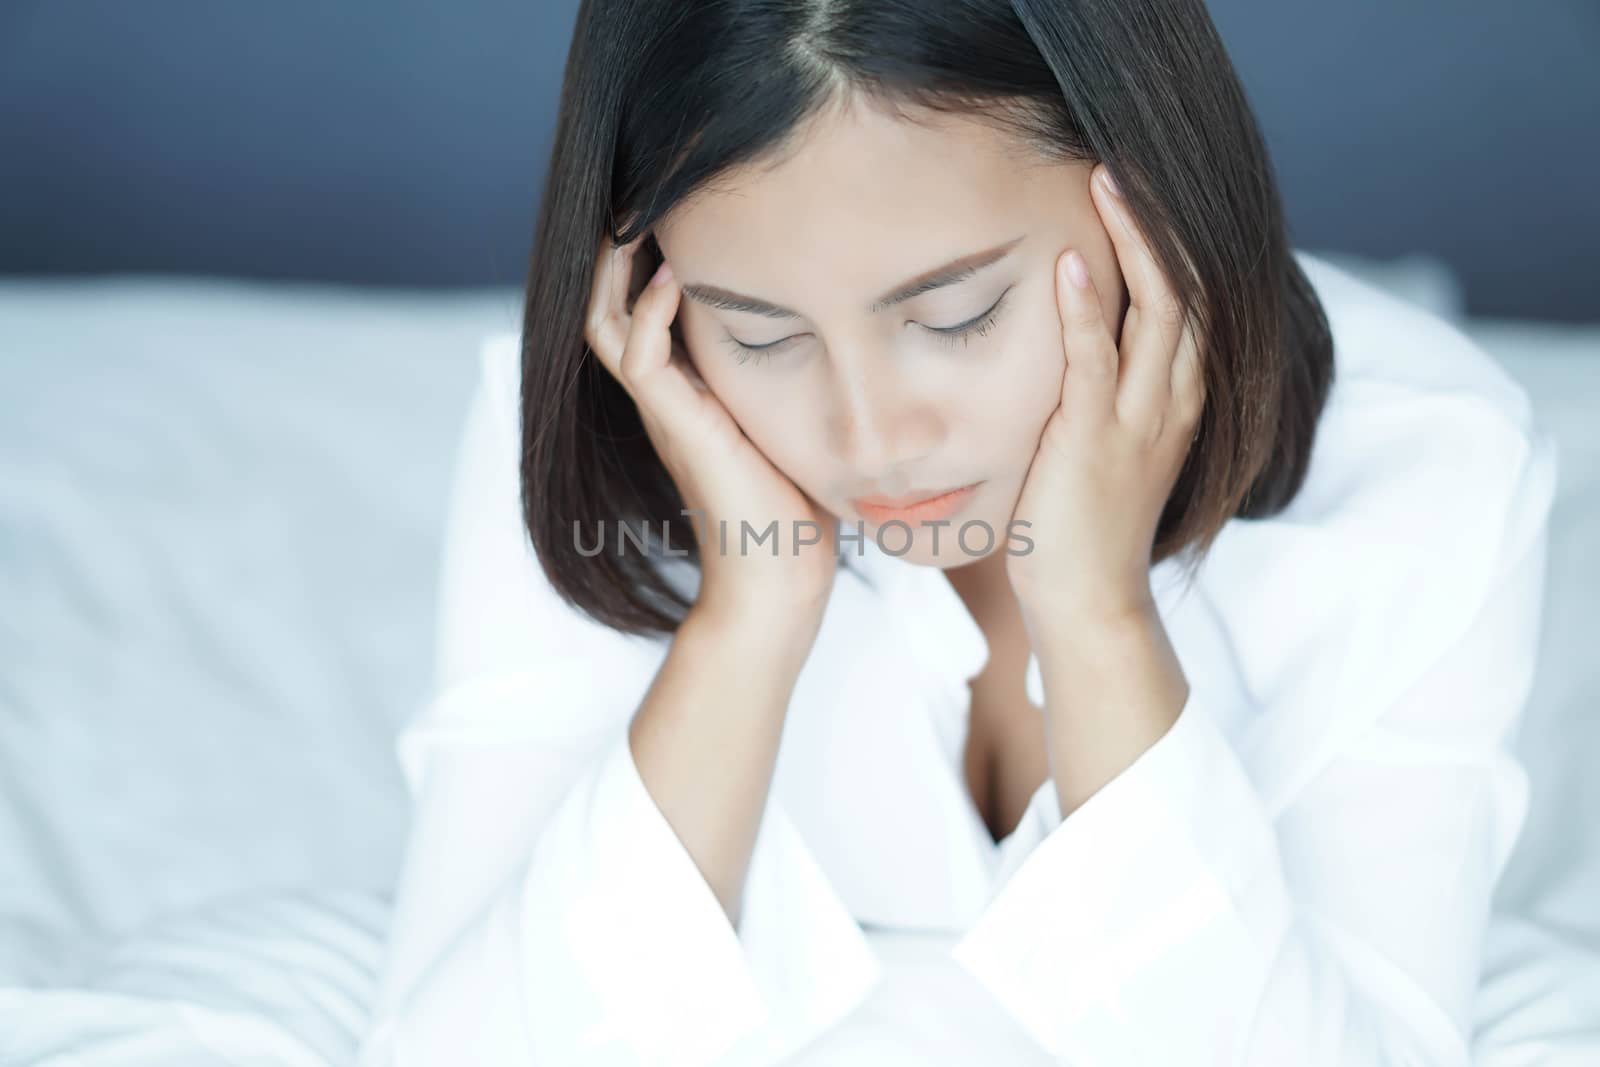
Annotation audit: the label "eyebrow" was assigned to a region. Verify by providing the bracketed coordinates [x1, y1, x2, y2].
[678, 235, 1026, 320]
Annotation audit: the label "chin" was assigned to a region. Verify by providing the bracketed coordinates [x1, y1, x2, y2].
[866, 514, 1015, 569]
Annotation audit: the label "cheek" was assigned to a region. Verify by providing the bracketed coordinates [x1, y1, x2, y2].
[940, 339, 1057, 543]
[677, 311, 722, 383]
[680, 315, 768, 418]
[680, 325, 753, 423]
[967, 302, 1068, 455]
[679, 330, 825, 479]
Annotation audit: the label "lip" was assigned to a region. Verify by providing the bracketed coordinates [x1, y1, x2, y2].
[850, 482, 982, 526]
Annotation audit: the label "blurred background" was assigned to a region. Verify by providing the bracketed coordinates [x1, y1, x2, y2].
[1, 3, 1597, 1064]
[2, 0, 1597, 319]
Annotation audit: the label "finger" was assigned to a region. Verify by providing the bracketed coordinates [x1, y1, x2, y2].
[584, 237, 624, 375]
[1170, 320, 1205, 434]
[671, 339, 712, 393]
[1055, 248, 1118, 436]
[618, 261, 708, 436]
[1089, 164, 1186, 428]
[619, 259, 680, 379]
[585, 236, 644, 378]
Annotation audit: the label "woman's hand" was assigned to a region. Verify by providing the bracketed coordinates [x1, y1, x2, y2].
[1006, 164, 1205, 631]
[585, 235, 840, 621]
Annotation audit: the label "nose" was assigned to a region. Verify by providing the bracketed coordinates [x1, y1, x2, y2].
[824, 346, 939, 483]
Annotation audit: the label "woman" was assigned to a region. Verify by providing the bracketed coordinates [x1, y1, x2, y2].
[360, 1, 1558, 1064]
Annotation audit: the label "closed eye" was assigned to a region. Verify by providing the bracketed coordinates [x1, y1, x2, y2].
[724, 332, 803, 365]
[923, 286, 1012, 348]
[725, 285, 1014, 366]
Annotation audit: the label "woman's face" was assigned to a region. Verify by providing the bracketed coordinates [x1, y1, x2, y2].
[654, 97, 1127, 569]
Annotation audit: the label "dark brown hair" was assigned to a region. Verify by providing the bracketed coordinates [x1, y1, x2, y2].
[520, 0, 1334, 636]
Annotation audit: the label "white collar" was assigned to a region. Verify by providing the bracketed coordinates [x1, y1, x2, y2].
[838, 527, 990, 685]
[840, 523, 1205, 708]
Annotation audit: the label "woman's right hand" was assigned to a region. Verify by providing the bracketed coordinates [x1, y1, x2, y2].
[585, 234, 841, 623]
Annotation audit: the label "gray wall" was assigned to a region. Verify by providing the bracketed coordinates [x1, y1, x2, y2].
[2, 1, 1595, 321]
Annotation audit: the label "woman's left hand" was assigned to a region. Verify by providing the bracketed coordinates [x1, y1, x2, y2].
[1006, 163, 1205, 631]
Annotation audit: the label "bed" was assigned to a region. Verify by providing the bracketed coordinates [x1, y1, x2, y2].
[0, 258, 1596, 1064]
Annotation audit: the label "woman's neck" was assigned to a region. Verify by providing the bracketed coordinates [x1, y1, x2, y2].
[944, 549, 1027, 689]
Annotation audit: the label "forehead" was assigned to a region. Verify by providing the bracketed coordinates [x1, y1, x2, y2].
[656, 100, 1061, 300]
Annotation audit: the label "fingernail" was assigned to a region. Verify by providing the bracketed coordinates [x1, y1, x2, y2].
[650, 261, 674, 288]
[1062, 251, 1089, 290]
[1100, 170, 1121, 199]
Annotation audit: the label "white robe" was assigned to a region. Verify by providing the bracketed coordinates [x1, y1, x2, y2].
[357, 252, 1560, 1066]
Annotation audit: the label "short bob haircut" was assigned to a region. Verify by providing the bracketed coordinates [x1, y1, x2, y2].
[520, 0, 1334, 637]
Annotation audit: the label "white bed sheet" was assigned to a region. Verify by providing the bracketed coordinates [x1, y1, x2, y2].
[0, 277, 515, 1064]
[0, 269, 1596, 1065]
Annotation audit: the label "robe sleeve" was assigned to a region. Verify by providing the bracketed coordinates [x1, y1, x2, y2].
[357, 339, 881, 1067]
